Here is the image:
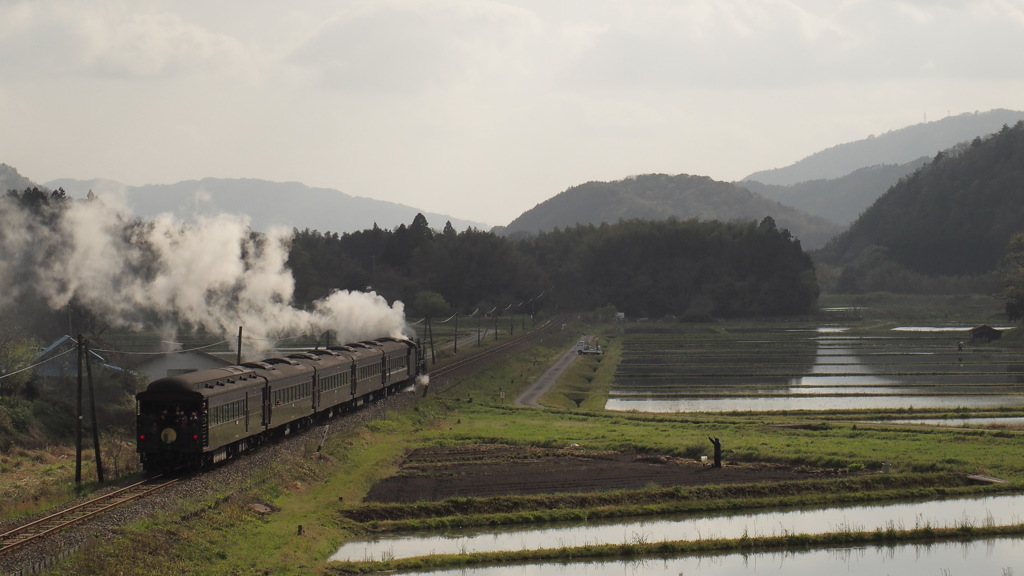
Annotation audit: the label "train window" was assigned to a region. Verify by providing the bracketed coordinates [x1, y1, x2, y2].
[141, 402, 202, 427]
[210, 399, 244, 426]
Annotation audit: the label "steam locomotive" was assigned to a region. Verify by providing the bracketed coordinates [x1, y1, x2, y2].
[135, 337, 423, 472]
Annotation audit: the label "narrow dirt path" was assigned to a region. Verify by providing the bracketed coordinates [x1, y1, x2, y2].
[514, 336, 589, 406]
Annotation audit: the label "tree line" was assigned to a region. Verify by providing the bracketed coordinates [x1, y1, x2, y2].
[2, 184, 821, 342]
[288, 214, 821, 320]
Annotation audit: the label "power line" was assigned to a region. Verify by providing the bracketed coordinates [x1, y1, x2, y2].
[0, 347, 76, 381]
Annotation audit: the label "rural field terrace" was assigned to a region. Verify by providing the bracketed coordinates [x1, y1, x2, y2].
[324, 320, 1024, 574]
[607, 324, 1024, 413]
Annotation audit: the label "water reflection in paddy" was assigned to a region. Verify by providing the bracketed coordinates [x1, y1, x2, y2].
[607, 326, 1024, 413]
[386, 538, 1024, 576]
[330, 494, 1024, 562]
[606, 394, 1024, 412]
[880, 416, 1024, 428]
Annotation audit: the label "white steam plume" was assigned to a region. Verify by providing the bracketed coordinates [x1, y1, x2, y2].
[0, 195, 407, 356]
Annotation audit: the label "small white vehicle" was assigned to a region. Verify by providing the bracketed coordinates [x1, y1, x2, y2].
[576, 340, 603, 355]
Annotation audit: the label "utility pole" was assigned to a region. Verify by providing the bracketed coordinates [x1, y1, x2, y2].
[236, 326, 243, 365]
[426, 316, 436, 365]
[85, 338, 104, 482]
[75, 336, 83, 485]
[453, 311, 459, 355]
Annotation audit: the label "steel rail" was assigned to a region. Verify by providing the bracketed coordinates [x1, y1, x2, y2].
[427, 314, 570, 390]
[0, 475, 178, 556]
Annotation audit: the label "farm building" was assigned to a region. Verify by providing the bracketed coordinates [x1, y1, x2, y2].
[969, 325, 1002, 342]
[32, 335, 124, 380]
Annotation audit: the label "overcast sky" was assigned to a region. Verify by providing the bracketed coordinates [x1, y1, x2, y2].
[2, 1, 1023, 226]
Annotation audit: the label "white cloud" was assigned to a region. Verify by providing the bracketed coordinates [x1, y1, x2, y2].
[286, 0, 541, 95]
[1, 0, 1024, 225]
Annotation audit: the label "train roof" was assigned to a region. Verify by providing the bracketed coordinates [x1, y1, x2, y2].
[136, 337, 414, 399]
[138, 365, 259, 397]
[327, 337, 412, 357]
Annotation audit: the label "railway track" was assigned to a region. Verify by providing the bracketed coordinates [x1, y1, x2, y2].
[0, 475, 179, 557]
[427, 314, 570, 391]
[1, 315, 569, 572]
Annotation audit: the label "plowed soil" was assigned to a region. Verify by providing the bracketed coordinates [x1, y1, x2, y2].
[366, 444, 833, 503]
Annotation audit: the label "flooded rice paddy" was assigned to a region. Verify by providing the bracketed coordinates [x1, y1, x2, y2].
[330, 323, 1024, 574]
[606, 325, 1024, 412]
[378, 538, 1024, 576]
[331, 494, 1024, 562]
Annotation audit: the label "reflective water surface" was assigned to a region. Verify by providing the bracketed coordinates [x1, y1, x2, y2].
[390, 538, 1024, 576]
[330, 494, 1024, 562]
[606, 326, 1024, 413]
[881, 417, 1024, 428]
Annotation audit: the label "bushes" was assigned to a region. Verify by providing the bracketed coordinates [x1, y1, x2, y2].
[0, 397, 33, 434]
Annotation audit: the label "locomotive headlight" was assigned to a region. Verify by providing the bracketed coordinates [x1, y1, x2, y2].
[160, 428, 178, 444]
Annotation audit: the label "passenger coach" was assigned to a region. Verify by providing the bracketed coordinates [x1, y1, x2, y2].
[136, 337, 421, 471]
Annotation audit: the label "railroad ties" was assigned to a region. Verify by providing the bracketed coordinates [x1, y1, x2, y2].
[0, 475, 179, 556]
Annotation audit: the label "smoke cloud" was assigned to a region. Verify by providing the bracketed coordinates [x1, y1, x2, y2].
[0, 194, 407, 356]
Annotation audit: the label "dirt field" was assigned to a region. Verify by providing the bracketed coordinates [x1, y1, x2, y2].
[366, 444, 835, 503]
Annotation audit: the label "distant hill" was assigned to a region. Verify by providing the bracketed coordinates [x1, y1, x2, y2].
[744, 109, 1024, 186]
[499, 173, 843, 250]
[818, 121, 1024, 276]
[1, 164, 35, 195]
[44, 177, 486, 234]
[740, 158, 929, 226]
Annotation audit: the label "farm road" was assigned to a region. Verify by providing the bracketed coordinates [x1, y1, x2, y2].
[515, 336, 590, 406]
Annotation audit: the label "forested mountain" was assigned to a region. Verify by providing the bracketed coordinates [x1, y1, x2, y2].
[818, 121, 1024, 283]
[500, 173, 842, 250]
[741, 158, 928, 226]
[743, 109, 1024, 186]
[0, 164, 33, 196]
[44, 177, 485, 235]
